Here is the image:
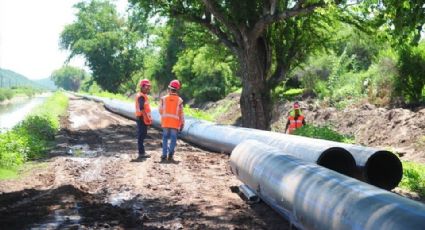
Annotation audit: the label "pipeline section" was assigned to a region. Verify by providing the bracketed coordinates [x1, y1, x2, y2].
[230, 140, 425, 230]
[77, 94, 402, 189]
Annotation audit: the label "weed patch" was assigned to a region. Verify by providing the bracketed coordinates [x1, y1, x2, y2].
[400, 161, 425, 197]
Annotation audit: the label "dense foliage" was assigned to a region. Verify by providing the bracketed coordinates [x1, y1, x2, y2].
[400, 161, 425, 197]
[396, 44, 425, 104]
[51, 66, 88, 91]
[60, 0, 145, 93]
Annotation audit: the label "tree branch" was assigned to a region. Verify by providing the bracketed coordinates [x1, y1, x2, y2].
[171, 10, 239, 53]
[293, 0, 306, 10]
[250, 2, 324, 41]
[201, 0, 243, 45]
[270, 0, 277, 15]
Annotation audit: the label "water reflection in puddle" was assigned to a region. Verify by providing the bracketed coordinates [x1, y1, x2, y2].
[108, 191, 132, 206]
[67, 144, 102, 157]
[30, 197, 82, 229]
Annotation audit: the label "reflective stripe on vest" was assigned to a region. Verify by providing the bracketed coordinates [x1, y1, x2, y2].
[160, 94, 183, 129]
[135, 92, 152, 125]
[288, 115, 304, 134]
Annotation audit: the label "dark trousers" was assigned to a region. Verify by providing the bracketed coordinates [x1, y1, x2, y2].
[136, 118, 148, 155]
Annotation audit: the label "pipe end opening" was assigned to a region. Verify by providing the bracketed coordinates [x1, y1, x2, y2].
[318, 147, 356, 177]
[365, 151, 403, 190]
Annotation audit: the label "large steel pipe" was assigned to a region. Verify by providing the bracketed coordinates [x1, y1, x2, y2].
[230, 140, 425, 230]
[77, 94, 401, 189]
[181, 119, 356, 177]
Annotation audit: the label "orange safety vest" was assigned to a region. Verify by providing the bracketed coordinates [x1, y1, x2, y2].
[135, 92, 152, 125]
[287, 115, 304, 134]
[159, 93, 184, 129]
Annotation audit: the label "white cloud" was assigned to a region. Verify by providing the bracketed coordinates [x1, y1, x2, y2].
[0, 0, 127, 80]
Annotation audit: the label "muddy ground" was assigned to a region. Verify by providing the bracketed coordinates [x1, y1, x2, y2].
[0, 96, 288, 229]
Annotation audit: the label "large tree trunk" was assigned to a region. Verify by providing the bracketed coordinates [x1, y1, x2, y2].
[238, 37, 272, 130]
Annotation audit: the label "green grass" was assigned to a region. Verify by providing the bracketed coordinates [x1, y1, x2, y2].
[184, 105, 213, 121]
[283, 88, 304, 97]
[81, 91, 132, 102]
[293, 124, 355, 143]
[205, 100, 234, 121]
[400, 161, 425, 197]
[0, 87, 43, 102]
[0, 162, 48, 180]
[0, 167, 19, 179]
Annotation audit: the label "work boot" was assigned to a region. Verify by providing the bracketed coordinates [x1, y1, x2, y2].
[160, 155, 167, 161]
[168, 155, 174, 161]
[137, 153, 151, 159]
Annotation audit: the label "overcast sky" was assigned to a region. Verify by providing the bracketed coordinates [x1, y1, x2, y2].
[0, 0, 128, 80]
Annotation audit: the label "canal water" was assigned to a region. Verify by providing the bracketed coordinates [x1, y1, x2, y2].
[0, 94, 50, 132]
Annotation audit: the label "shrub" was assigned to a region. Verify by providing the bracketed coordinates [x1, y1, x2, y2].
[293, 124, 354, 143]
[13, 116, 57, 159]
[0, 88, 13, 101]
[400, 161, 425, 197]
[0, 132, 27, 167]
[395, 44, 425, 104]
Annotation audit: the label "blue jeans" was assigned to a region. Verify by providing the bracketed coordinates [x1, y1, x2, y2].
[136, 118, 147, 156]
[162, 128, 178, 157]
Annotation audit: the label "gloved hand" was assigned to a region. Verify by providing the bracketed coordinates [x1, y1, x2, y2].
[179, 124, 184, 132]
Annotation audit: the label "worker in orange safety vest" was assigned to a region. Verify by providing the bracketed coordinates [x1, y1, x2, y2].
[159, 79, 184, 161]
[135, 79, 153, 159]
[285, 101, 306, 134]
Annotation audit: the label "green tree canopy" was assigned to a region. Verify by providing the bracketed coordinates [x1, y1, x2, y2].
[50, 66, 88, 91]
[129, 1, 425, 128]
[60, 0, 146, 93]
[129, 0, 357, 129]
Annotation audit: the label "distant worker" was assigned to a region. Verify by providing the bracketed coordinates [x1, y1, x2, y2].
[135, 79, 153, 159]
[285, 101, 306, 134]
[159, 79, 185, 161]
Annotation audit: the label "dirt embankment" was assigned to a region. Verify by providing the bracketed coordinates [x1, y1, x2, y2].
[272, 101, 425, 163]
[0, 96, 288, 229]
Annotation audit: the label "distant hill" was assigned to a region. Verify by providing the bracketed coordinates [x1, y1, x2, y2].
[35, 78, 57, 90]
[0, 68, 53, 90]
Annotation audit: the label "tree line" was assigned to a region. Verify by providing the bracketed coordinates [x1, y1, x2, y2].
[51, 0, 425, 130]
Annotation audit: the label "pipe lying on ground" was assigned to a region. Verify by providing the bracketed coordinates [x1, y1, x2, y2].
[77, 94, 402, 189]
[230, 140, 425, 230]
[180, 118, 356, 177]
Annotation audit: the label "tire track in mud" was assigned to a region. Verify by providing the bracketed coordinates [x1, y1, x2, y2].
[0, 95, 288, 229]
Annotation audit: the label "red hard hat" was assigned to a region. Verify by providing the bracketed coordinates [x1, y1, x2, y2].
[293, 102, 300, 109]
[168, 79, 181, 90]
[139, 79, 151, 88]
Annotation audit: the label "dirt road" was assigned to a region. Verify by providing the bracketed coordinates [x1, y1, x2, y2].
[0, 96, 288, 229]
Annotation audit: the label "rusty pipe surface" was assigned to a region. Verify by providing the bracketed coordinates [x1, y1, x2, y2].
[78, 94, 401, 189]
[230, 140, 425, 230]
